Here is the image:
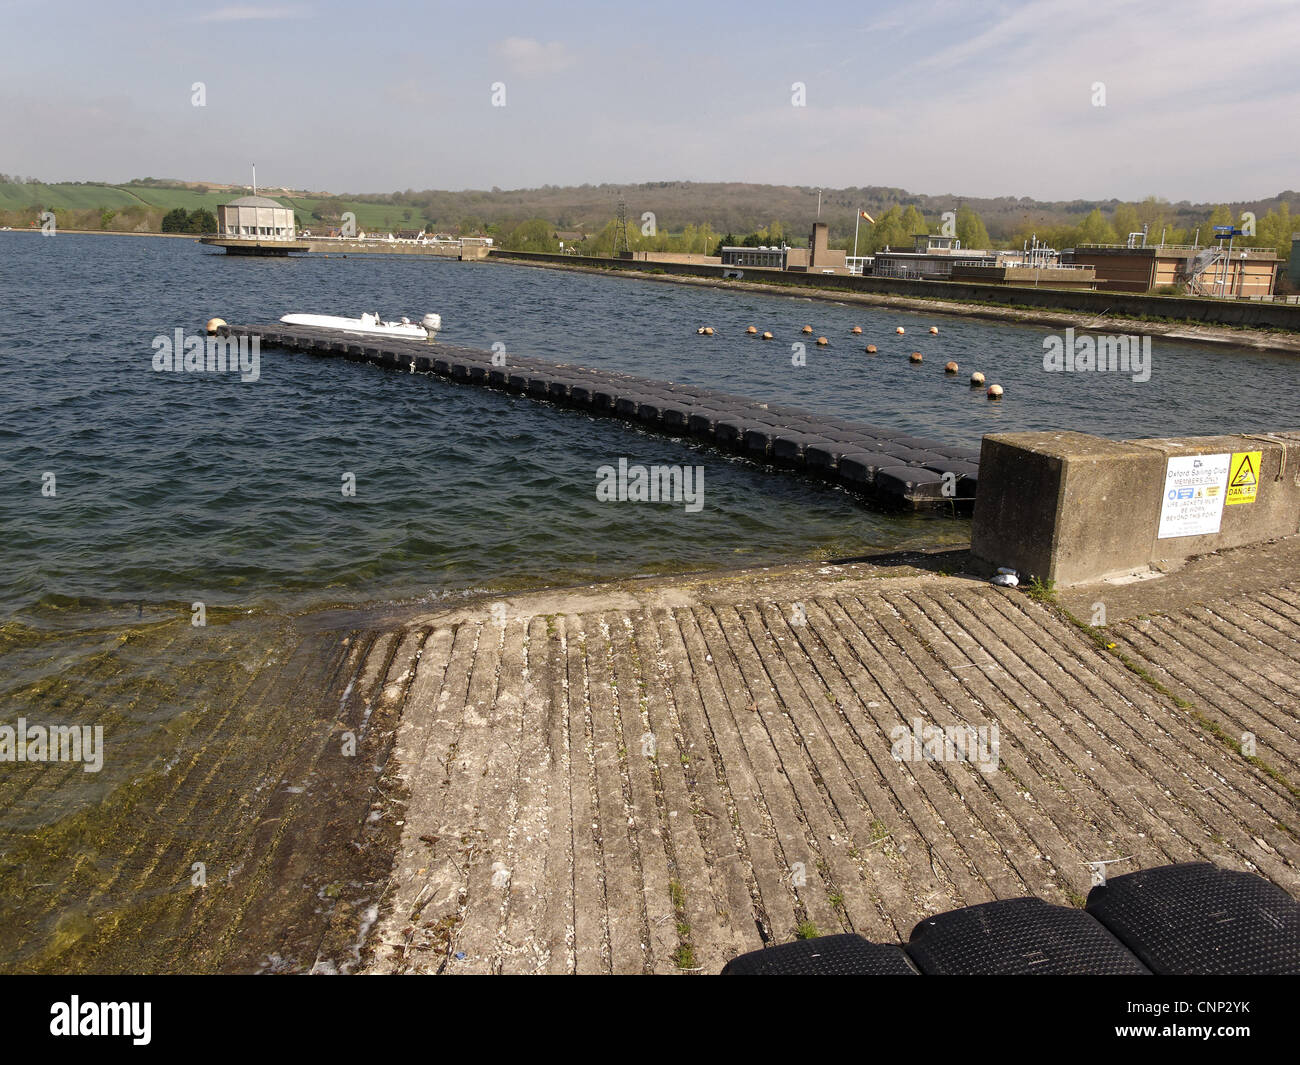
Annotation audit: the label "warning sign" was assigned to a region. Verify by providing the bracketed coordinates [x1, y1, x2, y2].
[1157, 453, 1230, 539]
[1226, 450, 1261, 505]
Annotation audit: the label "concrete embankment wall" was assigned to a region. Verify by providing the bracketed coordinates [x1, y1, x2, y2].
[971, 430, 1300, 586]
[304, 240, 491, 258]
[488, 250, 1300, 331]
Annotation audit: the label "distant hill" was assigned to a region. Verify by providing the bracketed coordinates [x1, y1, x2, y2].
[0, 180, 427, 234]
[321, 180, 1300, 244]
[2, 177, 1295, 247]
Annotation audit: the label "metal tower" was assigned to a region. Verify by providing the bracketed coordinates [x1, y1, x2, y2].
[612, 197, 630, 257]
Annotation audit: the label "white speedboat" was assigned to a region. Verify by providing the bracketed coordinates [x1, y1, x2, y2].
[279, 311, 442, 340]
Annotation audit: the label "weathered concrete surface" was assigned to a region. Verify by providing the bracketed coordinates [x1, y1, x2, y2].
[972, 431, 1160, 582]
[972, 430, 1300, 586]
[1059, 536, 1300, 786]
[1138, 434, 1300, 553]
[6, 539, 1296, 974]
[0, 611, 404, 974]
[363, 544, 1300, 975]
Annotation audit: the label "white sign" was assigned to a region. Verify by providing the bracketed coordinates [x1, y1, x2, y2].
[1157, 453, 1230, 539]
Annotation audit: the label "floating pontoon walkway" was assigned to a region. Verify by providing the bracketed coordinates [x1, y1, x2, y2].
[225, 323, 981, 510]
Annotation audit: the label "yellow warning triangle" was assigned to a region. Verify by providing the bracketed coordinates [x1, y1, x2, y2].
[1230, 454, 1257, 488]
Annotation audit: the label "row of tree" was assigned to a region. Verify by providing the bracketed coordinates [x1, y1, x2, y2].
[1004, 200, 1294, 258]
[497, 217, 724, 256]
[160, 207, 218, 234]
[530, 198, 1295, 259]
[0, 203, 168, 233]
[494, 206, 993, 258]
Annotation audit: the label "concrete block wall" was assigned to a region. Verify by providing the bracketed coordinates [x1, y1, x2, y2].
[488, 250, 1300, 331]
[971, 430, 1300, 586]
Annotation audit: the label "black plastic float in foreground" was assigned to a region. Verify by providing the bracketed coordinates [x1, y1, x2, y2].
[228, 323, 980, 512]
[720, 863, 1300, 975]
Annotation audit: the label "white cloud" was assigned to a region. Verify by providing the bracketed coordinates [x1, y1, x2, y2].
[496, 36, 576, 76]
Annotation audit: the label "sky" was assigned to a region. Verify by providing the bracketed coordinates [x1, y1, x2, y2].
[2, 0, 1297, 203]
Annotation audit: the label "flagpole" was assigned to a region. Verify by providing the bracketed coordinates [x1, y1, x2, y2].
[854, 209, 860, 265]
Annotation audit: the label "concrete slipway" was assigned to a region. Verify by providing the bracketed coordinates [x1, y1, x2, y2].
[3, 511, 1296, 972]
[358, 539, 1300, 974]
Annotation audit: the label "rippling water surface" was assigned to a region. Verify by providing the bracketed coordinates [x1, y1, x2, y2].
[2, 233, 1297, 626]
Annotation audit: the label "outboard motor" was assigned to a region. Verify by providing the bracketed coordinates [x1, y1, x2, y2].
[421, 313, 442, 338]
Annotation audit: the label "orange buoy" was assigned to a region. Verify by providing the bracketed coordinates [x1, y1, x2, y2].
[895, 326, 905, 335]
[801, 325, 813, 334]
[909, 352, 923, 363]
[929, 326, 939, 335]
[986, 383, 1004, 399]
[205, 317, 227, 335]
[746, 326, 757, 335]
[851, 325, 862, 335]
[816, 336, 828, 346]
[762, 331, 773, 340]
[970, 372, 985, 387]
[703, 326, 714, 335]
[865, 344, 878, 354]
[944, 361, 959, 374]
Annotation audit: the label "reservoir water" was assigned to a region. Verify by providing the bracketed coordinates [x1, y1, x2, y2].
[4, 232, 1296, 627]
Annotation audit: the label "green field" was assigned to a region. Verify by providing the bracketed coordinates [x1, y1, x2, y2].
[275, 195, 428, 231]
[0, 182, 226, 212]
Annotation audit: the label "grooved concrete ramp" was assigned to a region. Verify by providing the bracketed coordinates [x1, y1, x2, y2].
[364, 553, 1300, 975]
[7, 545, 1296, 973]
[1108, 585, 1300, 783]
[0, 614, 403, 974]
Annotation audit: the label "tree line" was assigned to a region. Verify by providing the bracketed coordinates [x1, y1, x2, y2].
[161, 208, 218, 234]
[496, 198, 1295, 259]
